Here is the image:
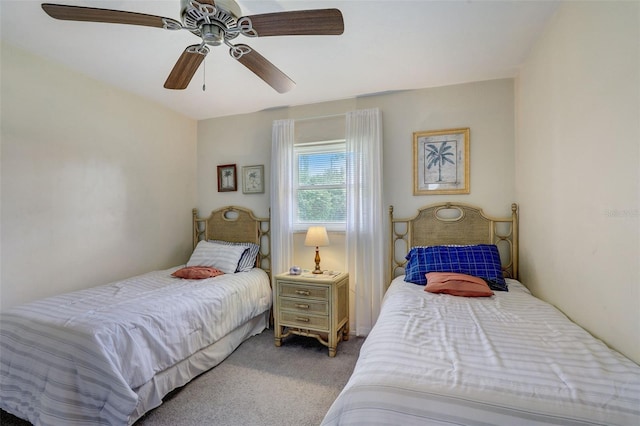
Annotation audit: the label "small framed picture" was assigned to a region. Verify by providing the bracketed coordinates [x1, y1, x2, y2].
[217, 164, 237, 192]
[242, 165, 265, 194]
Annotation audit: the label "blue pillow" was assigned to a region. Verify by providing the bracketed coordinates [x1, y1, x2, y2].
[404, 244, 508, 291]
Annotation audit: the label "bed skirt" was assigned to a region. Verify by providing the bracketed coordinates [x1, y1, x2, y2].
[130, 311, 269, 424]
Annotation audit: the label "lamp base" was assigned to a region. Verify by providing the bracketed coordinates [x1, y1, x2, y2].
[313, 247, 323, 274]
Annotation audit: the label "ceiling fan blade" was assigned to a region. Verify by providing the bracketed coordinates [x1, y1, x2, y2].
[230, 44, 295, 93]
[41, 3, 176, 29]
[244, 9, 344, 37]
[164, 46, 209, 90]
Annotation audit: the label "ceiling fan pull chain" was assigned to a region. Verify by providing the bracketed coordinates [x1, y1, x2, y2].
[202, 59, 206, 92]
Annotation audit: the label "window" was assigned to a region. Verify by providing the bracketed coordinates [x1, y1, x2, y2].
[293, 140, 346, 231]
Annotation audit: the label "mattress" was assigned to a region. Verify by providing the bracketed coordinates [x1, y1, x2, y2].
[0, 267, 272, 425]
[321, 277, 640, 425]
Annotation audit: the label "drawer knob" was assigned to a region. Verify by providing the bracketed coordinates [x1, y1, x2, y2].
[295, 317, 310, 323]
[295, 290, 311, 296]
[295, 304, 310, 309]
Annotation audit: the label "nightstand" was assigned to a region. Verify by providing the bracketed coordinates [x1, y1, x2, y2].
[273, 272, 349, 357]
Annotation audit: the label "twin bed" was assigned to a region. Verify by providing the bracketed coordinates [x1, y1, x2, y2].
[0, 206, 272, 425]
[321, 202, 640, 425]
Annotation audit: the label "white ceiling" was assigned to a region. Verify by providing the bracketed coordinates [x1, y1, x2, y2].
[1, 0, 559, 120]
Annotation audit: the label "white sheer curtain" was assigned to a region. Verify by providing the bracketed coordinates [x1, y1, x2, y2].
[270, 119, 295, 278]
[346, 108, 385, 336]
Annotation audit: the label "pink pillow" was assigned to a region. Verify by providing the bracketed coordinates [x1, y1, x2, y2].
[172, 266, 224, 280]
[425, 272, 494, 297]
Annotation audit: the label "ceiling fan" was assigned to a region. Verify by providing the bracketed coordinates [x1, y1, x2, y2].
[41, 0, 344, 93]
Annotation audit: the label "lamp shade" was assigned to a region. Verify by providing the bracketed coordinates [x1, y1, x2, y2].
[304, 226, 330, 247]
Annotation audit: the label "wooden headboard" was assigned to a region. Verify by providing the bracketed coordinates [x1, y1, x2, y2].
[390, 202, 518, 284]
[192, 206, 271, 277]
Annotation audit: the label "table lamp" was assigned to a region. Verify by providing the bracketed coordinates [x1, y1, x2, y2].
[304, 226, 330, 274]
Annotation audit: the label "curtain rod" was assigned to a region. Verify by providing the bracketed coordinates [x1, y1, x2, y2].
[293, 112, 346, 123]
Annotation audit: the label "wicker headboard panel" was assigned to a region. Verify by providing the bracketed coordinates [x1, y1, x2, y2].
[390, 202, 518, 284]
[192, 206, 271, 276]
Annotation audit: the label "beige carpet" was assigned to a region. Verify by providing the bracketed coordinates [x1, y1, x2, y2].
[1, 328, 364, 426]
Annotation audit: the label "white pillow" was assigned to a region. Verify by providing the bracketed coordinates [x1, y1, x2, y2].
[187, 240, 247, 274]
[209, 240, 259, 272]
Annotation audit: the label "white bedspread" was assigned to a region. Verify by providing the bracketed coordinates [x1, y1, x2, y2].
[322, 277, 640, 425]
[0, 267, 271, 425]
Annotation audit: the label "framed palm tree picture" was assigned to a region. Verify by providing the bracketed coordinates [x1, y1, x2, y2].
[413, 128, 470, 195]
[242, 165, 265, 194]
[217, 164, 237, 192]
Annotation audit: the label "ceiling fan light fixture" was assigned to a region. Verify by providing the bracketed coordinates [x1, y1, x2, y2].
[201, 23, 224, 45]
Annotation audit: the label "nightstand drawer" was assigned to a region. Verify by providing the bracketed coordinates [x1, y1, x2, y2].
[279, 297, 328, 315]
[279, 283, 328, 300]
[279, 311, 328, 329]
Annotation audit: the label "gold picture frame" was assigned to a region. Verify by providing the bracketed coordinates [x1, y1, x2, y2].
[413, 128, 470, 195]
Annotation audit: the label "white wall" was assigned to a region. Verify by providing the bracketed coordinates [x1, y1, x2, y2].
[357, 80, 516, 219]
[198, 79, 515, 256]
[198, 79, 516, 330]
[515, 1, 639, 363]
[0, 43, 198, 309]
